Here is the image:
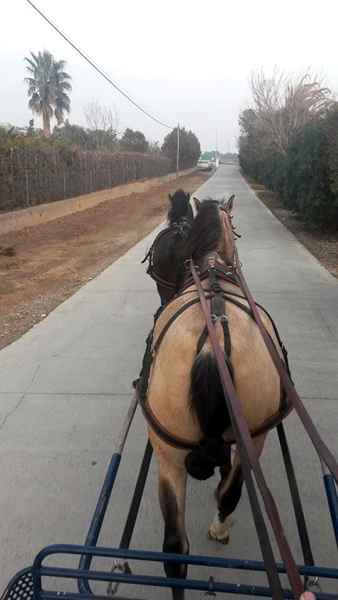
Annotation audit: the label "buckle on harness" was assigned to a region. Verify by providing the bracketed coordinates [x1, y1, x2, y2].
[211, 282, 222, 294]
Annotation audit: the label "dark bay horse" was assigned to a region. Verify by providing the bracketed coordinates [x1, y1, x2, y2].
[142, 196, 286, 599]
[142, 189, 193, 305]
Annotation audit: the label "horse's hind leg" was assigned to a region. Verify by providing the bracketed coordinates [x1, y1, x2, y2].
[157, 454, 189, 600]
[209, 451, 243, 543]
[209, 433, 267, 544]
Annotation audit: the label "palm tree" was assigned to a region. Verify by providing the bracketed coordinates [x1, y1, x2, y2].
[24, 50, 72, 137]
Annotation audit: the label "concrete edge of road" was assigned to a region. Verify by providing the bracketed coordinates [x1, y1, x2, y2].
[239, 170, 338, 284]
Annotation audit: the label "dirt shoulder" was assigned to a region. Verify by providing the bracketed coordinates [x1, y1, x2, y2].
[0, 170, 211, 350]
[242, 172, 338, 280]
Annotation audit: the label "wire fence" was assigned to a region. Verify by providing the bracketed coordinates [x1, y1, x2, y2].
[0, 147, 171, 212]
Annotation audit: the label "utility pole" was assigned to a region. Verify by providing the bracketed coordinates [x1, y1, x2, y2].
[176, 123, 180, 179]
[215, 129, 218, 167]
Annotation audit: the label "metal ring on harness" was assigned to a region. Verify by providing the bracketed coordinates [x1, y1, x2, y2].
[107, 559, 132, 596]
[305, 576, 322, 594]
[184, 258, 199, 271]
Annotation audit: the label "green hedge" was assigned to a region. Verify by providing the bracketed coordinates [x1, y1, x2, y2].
[0, 146, 171, 212]
[240, 109, 338, 230]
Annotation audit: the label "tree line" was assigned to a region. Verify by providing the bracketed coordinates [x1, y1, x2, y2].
[0, 50, 201, 171]
[238, 69, 338, 230]
[200, 151, 238, 160]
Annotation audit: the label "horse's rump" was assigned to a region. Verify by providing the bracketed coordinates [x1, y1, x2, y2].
[147, 288, 282, 458]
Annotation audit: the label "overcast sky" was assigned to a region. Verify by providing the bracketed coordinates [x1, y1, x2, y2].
[1, 0, 337, 153]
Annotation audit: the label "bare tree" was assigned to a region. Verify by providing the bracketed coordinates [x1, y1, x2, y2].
[83, 99, 121, 151]
[148, 140, 161, 155]
[84, 99, 120, 132]
[249, 68, 333, 156]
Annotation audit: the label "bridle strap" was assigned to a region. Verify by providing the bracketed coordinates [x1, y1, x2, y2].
[143, 220, 191, 291]
[190, 260, 303, 600]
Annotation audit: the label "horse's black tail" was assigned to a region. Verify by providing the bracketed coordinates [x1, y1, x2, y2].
[185, 351, 231, 481]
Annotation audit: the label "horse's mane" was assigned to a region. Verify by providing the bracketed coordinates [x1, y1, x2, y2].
[167, 189, 192, 225]
[183, 200, 222, 262]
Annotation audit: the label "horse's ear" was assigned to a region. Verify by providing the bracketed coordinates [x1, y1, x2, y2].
[226, 195, 235, 213]
[193, 197, 202, 212]
[186, 193, 190, 201]
[168, 193, 173, 202]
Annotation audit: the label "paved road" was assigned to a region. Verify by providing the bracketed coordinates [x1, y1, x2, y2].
[1, 165, 338, 597]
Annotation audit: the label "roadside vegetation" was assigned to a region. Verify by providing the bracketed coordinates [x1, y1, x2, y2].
[239, 69, 338, 230]
[0, 50, 201, 211]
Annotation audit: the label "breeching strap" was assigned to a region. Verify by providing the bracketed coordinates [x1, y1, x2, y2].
[190, 260, 304, 600]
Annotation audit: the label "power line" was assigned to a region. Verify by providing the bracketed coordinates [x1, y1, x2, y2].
[26, 0, 174, 130]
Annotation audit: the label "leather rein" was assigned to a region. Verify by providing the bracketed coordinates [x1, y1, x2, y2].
[135, 246, 338, 598]
[189, 251, 338, 598]
[135, 261, 293, 450]
[140, 252, 338, 484]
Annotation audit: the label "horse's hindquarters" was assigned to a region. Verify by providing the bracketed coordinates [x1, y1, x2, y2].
[148, 298, 282, 445]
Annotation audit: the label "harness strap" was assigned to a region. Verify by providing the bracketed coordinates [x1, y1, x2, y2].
[143, 221, 191, 291]
[136, 388, 199, 451]
[180, 269, 237, 294]
[148, 270, 177, 290]
[190, 261, 303, 600]
[153, 296, 209, 353]
[135, 296, 210, 451]
[141, 246, 153, 265]
[208, 266, 231, 356]
[136, 283, 294, 450]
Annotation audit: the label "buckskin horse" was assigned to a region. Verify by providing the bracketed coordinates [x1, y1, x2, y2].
[142, 189, 193, 305]
[136, 196, 292, 600]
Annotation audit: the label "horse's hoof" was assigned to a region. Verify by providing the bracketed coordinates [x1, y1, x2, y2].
[207, 530, 229, 545]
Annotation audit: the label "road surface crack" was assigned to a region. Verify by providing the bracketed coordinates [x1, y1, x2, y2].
[51, 294, 128, 358]
[0, 362, 42, 432]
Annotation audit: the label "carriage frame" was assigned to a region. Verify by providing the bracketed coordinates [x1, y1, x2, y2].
[3, 391, 338, 600]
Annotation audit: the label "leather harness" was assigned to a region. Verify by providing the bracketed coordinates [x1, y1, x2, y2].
[141, 218, 191, 291]
[134, 261, 294, 451]
[135, 248, 338, 599]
